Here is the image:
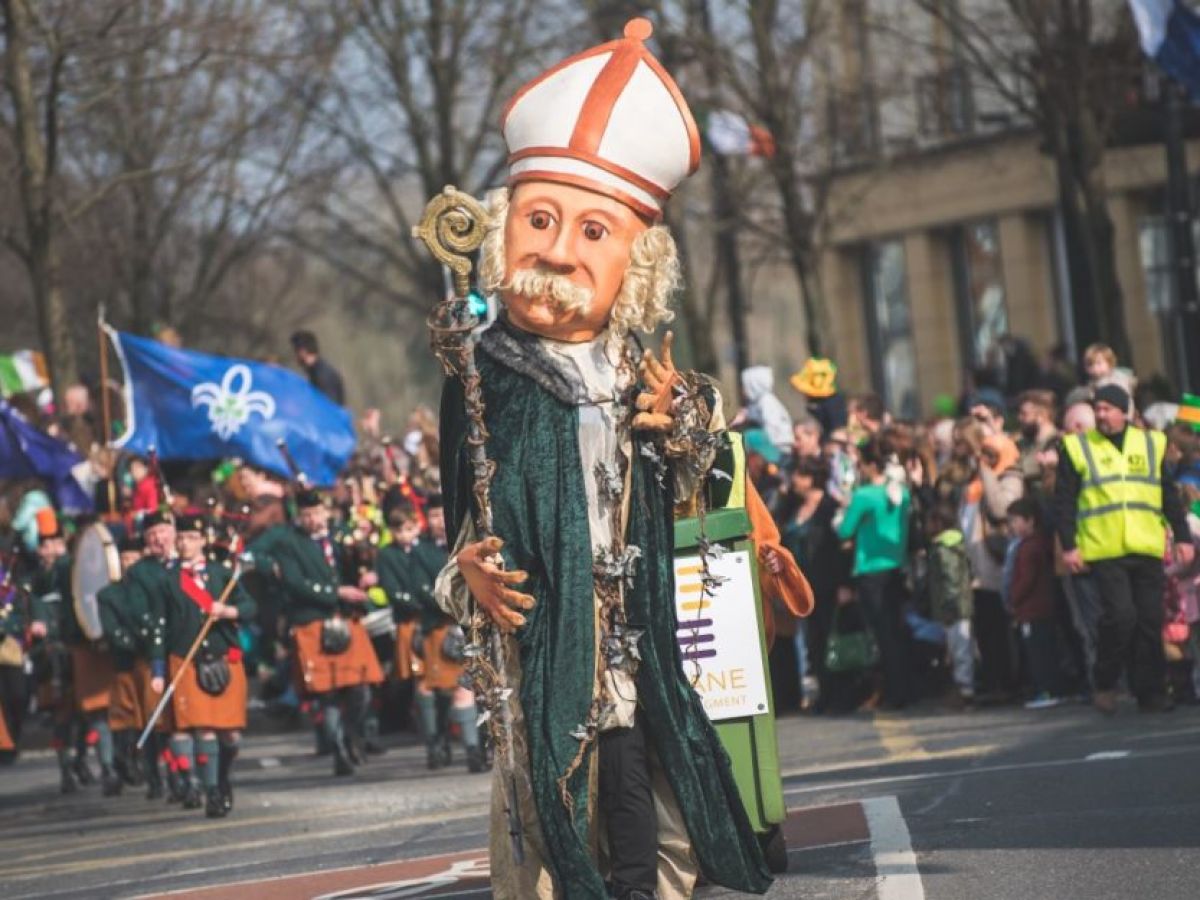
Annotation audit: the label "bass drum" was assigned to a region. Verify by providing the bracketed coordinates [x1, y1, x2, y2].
[72, 522, 122, 641]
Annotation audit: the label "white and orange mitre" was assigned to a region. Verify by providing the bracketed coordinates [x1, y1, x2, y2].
[501, 18, 701, 222]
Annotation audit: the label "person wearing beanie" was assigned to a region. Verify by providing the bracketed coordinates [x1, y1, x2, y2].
[1055, 382, 1195, 714]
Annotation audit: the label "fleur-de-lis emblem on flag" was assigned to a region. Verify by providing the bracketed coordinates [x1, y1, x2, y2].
[191, 365, 276, 439]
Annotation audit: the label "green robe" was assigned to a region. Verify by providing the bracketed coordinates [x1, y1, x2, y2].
[440, 329, 770, 897]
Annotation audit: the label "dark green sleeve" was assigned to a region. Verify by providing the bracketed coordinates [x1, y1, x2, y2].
[375, 546, 419, 617]
[273, 543, 339, 611]
[227, 574, 257, 623]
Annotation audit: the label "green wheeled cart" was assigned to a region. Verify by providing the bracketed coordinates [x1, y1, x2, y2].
[673, 506, 788, 873]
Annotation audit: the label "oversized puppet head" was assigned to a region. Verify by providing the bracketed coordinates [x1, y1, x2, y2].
[480, 18, 701, 342]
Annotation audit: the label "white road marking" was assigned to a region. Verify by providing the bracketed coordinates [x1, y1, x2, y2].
[862, 796, 925, 900]
[258, 756, 281, 768]
[1084, 750, 1130, 761]
[783, 744, 1200, 798]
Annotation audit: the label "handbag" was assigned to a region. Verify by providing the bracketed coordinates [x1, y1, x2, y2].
[824, 602, 879, 674]
[195, 655, 231, 696]
[0, 635, 23, 668]
[320, 616, 352, 655]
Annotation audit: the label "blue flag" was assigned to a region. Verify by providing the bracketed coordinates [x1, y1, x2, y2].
[109, 329, 356, 485]
[0, 400, 93, 513]
[1130, 0, 1200, 99]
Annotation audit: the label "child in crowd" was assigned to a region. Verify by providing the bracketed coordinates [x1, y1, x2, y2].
[927, 504, 975, 707]
[1006, 497, 1062, 709]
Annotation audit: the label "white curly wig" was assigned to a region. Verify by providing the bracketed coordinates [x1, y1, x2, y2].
[478, 187, 679, 336]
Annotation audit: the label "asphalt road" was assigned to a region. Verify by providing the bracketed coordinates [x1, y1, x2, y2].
[2, 697, 1198, 899]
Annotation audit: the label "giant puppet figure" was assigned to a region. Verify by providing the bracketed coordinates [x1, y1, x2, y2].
[433, 19, 771, 900]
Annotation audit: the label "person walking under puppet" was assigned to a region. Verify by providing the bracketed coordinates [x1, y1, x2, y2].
[434, 19, 773, 900]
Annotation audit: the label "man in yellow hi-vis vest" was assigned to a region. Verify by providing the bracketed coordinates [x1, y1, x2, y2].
[1055, 384, 1194, 714]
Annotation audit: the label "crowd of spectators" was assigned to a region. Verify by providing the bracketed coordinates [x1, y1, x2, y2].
[743, 341, 1200, 716]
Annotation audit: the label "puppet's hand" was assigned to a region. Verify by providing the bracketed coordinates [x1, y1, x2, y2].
[457, 536, 535, 633]
[633, 331, 680, 432]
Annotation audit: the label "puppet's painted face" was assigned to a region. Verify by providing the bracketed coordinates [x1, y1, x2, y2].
[502, 181, 647, 342]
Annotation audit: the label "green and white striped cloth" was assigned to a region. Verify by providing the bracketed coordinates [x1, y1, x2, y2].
[0, 350, 48, 397]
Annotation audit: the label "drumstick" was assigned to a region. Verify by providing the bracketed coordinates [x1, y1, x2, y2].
[136, 565, 244, 750]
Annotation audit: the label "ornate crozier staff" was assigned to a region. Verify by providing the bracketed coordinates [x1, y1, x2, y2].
[412, 185, 524, 864]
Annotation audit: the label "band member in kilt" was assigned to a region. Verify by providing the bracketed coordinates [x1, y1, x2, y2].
[252, 489, 382, 776]
[95, 534, 148, 793]
[29, 524, 116, 794]
[123, 510, 182, 799]
[153, 510, 255, 817]
[380, 494, 482, 772]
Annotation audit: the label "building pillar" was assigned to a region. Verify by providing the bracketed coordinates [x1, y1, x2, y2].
[997, 213, 1058, 352]
[1109, 192, 1165, 377]
[904, 230, 959, 414]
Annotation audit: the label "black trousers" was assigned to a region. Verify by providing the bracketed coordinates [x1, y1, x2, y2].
[598, 715, 658, 893]
[857, 570, 912, 707]
[0, 664, 26, 750]
[1090, 556, 1166, 699]
[973, 589, 1015, 695]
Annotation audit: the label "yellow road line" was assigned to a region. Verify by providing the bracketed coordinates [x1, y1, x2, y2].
[871, 712, 931, 761]
[780, 743, 998, 780]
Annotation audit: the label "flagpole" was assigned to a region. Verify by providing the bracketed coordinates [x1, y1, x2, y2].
[97, 306, 117, 516]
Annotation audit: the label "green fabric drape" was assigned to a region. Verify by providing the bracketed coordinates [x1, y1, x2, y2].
[440, 342, 770, 898]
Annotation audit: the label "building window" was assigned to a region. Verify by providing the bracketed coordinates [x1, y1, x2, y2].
[916, 64, 974, 138]
[861, 240, 919, 419]
[951, 220, 1008, 373]
[1137, 214, 1200, 313]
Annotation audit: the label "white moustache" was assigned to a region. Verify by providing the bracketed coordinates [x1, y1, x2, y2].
[506, 267, 593, 315]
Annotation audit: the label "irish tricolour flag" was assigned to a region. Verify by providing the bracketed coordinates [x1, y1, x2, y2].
[1130, 1, 1200, 98]
[0, 350, 48, 397]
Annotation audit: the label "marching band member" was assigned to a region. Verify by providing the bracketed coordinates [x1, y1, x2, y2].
[251, 489, 382, 777]
[153, 510, 255, 817]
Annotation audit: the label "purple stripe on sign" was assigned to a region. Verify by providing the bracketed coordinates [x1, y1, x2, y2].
[676, 619, 713, 630]
[682, 649, 718, 661]
[678, 633, 715, 646]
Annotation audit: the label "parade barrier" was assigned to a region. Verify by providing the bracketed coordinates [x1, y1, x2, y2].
[674, 506, 788, 872]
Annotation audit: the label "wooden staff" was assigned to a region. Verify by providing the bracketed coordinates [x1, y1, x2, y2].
[97, 308, 117, 516]
[136, 563, 244, 749]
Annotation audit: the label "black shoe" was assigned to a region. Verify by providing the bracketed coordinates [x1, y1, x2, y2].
[183, 783, 204, 809]
[218, 780, 234, 814]
[364, 738, 387, 756]
[205, 787, 228, 818]
[426, 744, 443, 771]
[72, 756, 96, 786]
[466, 745, 485, 774]
[346, 738, 365, 766]
[145, 780, 164, 801]
[439, 738, 452, 768]
[333, 739, 355, 777]
[101, 767, 123, 797]
[60, 769, 78, 795]
[166, 771, 186, 803]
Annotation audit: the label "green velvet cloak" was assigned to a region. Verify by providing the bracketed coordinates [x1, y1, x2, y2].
[440, 338, 771, 898]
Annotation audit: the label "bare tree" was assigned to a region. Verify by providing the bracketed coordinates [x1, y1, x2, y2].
[909, 0, 1141, 361]
[291, 0, 572, 314]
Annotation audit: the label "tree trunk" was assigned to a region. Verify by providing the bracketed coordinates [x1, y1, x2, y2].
[3, 0, 77, 402]
[709, 151, 750, 378]
[663, 205, 719, 375]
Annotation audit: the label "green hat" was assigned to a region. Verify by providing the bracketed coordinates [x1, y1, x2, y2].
[742, 428, 782, 465]
[1179, 393, 1200, 432]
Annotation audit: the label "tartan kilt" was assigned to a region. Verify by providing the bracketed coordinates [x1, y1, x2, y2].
[169, 654, 247, 731]
[293, 618, 384, 694]
[70, 645, 115, 713]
